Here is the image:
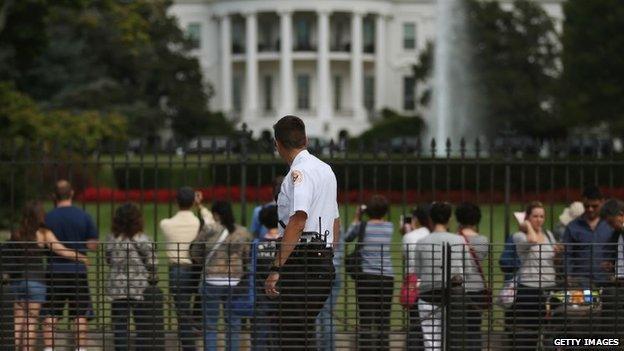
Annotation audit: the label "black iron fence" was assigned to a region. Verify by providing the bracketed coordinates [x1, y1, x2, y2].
[2, 136, 624, 240]
[1, 242, 624, 350]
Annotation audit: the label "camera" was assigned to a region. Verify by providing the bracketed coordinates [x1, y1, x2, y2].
[359, 204, 367, 214]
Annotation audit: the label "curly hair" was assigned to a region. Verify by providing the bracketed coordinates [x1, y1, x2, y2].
[112, 203, 144, 239]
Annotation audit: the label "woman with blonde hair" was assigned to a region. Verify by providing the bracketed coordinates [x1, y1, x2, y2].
[511, 201, 562, 350]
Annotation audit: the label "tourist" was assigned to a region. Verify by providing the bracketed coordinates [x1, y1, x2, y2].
[562, 186, 616, 287]
[42, 180, 98, 351]
[105, 203, 160, 351]
[5, 201, 88, 351]
[249, 176, 284, 239]
[160, 187, 214, 351]
[414, 202, 468, 351]
[197, 201, 252, 351]
[511, 201, 560, 350]
[402, 203, 431, 350]
[345, 194, 395, 351]
[453, 202, 489, 351]
[599, 199, 624, 339]
[252, 204, 280, 350]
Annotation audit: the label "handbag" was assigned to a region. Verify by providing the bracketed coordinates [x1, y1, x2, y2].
[345, 221, 367, 279]
[231, 241, 257, 317]
[400, 273, 419, 309]
[496, 280, 517, 308]
[460, 233, 492, 310]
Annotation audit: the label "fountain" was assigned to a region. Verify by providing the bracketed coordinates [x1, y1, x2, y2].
[430, 0, 481, 155]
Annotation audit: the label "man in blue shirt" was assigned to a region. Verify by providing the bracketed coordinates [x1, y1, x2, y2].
[562, 186, 617, 287]
[249, 176, 283, 239]
[42, 180, 98, 351]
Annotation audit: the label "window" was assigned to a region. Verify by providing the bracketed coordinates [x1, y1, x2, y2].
[364, 76, 375, 111]
[232, 20, 245, 53]
[403, 23, 416, 50]
[363, 19, 375, 53]
[297, 74, 310, 110]
[403, 76, 416, 110]
[333, 76, 342, 110]
[295, 19, 312, 50]
[263, 75, 273, 112]
[233, 76, 242, 112]
[186, 22, 201, 49]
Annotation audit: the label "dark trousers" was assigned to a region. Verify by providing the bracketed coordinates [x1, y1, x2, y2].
[448, 291, 483, 351]
[169, 264, 200, 351]
[277, 243, 335, 351]
[355, 273, 394, 351]
[111, 298, 155, 351]
[509, 285, 547, 350]
[407, 306, 424, 350]
[252, 290, 278, 350]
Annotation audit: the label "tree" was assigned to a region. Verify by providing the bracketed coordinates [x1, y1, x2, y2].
[8, 0, 232, 141]
[412, 0, 562, 139]
[560, 0, 624, 134]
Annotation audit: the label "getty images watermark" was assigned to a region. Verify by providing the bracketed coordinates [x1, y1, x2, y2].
[553, 338, 620, 349]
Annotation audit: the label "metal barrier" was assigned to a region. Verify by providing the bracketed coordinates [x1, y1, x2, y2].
[1, 241, 624, 350]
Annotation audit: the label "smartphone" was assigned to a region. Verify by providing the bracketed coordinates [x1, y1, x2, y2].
[404, 216, 412, 225]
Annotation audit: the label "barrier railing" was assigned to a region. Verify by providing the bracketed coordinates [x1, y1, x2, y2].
[1, 241, 623, 350]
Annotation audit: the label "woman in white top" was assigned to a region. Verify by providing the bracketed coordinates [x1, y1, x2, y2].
[511, 201, 561, 350]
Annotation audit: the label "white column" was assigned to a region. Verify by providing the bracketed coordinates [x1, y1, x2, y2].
[244, 12, 258, 120]
[220, 15, 232, 113]
[374, 14, 386, 112]
[351, 11, 364, 120]
[279, 10, 294, 116]
[317, 10, 331, 122]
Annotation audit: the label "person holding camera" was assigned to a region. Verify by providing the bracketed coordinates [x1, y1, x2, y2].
[345, 194, 395, 351]
[160, 187, 215, 351]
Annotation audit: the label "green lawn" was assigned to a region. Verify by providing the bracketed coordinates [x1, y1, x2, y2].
[43, 201, 566, 333]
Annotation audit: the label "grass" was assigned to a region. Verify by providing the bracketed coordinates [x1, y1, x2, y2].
[35, 200, 567, 334]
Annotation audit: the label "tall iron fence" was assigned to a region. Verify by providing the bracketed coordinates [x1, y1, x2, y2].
[2, 136, 624, 241]
[1, 242, 623, 350]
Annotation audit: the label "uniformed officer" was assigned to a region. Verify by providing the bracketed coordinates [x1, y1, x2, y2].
[265, 115, 340, 350]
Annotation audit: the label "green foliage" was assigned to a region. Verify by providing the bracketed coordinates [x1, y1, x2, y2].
[561, 0, 624, 134]
[411, 0, 562, 138]
[355, 109, 425, 145]
[1, 0, 232, 140]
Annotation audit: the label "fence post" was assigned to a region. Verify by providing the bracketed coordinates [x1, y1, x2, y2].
[240, 123, 249, 226]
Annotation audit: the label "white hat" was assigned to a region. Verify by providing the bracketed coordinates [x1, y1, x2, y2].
[559, 201, 585, 225]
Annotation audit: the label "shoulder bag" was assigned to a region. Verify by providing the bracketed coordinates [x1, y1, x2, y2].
[460, 233, 492, 310]
[345, 221, 367, 279]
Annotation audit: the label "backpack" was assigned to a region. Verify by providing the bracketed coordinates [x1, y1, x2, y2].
[499, 235, 521, 281]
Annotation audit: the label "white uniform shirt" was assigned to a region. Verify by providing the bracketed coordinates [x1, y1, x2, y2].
[277, 150, 339, 247]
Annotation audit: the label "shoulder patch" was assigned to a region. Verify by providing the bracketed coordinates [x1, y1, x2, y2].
[292, 169, 304, 186]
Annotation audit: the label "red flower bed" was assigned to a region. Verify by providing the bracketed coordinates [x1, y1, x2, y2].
[76, 186, 624, 204]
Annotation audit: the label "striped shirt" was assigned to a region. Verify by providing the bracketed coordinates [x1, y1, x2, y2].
[346, 221, 395, 277]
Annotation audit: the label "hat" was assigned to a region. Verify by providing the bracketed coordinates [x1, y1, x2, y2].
[559, 201, 585, 226]
[176, 186, 195, 208]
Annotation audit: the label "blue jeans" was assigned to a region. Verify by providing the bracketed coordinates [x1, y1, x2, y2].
[10, 280, 47, 302]
[169, 265, 199, 351]
[316, 251, 343, 351]
[252, 289, 277, 350]
[201, 283, 241, 351]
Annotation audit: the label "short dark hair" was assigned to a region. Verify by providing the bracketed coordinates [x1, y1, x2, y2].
[259, 204, 278, 230]
[601, 198, 624, 219]
[455, 202, 481, 226]
[54, 180, 73, 201]
[412, 203, 431, 227]
[366, 194, 389, 219]
[273, 115, 307, 150]
[176, 187, 195, 209]
[429, 202, 452, 225]
[582, 185, 603, 200]
[112, 203, 144, 239]
[211, 201, 236, 233]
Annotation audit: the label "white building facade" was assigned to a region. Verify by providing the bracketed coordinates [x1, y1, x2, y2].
[170, 0, 564, 139]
